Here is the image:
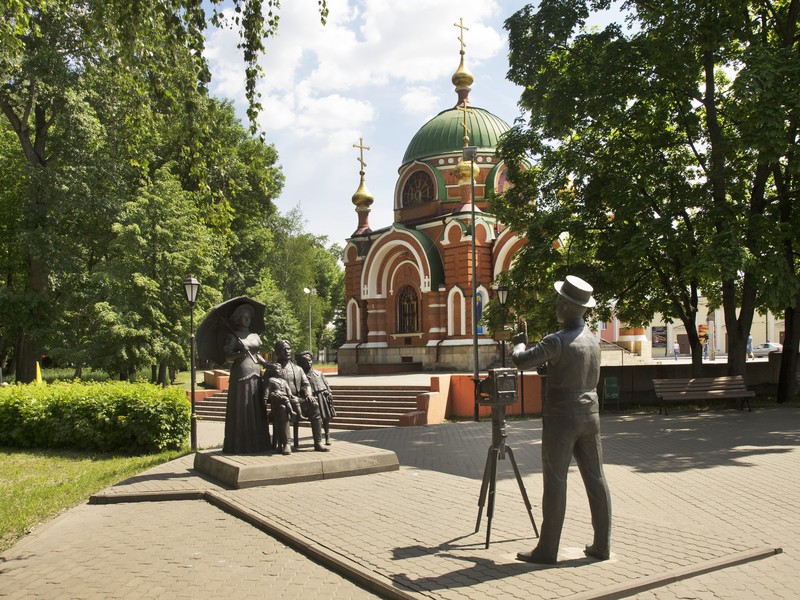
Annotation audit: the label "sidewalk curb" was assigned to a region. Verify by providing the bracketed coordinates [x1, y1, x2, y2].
[89, 486, 417, 600]
[205, 491, 418, 600]
[572, 546, 784, 600]
[89, 490, 205, 504]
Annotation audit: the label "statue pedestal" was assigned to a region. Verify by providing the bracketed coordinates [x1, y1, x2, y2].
[194, 441, 399, 489]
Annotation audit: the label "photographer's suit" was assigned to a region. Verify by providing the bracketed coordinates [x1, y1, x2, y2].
[512, 276, 611, 564]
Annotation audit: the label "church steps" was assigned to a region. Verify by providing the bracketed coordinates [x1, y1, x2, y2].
[195, 392, 227, 422]
[193, 383, 429, 430]
[334, 400, 418, 412]
[328, 386, 429, 395]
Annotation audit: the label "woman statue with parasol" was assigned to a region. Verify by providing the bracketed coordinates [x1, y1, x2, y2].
[220, 303, 271, 453]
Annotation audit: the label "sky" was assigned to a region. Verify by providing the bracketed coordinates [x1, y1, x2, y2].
[203, 1, 617, 249]
[202, 0, 532, 248]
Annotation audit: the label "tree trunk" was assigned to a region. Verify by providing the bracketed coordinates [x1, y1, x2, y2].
[687, 329, 704, 377]
[15, 332, 40, 384]
[157, 359, 168, 388]
[0, 335, 8, 374]
[6, 97, 52, 384]
[722, 277, 756, 378]
[777, 294, 800, 403]
[73, 365, 83, 379]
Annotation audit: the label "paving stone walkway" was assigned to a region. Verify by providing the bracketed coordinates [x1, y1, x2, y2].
[1, 406, 798, 599]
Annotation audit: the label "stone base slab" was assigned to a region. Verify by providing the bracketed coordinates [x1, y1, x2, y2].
[193, 441, 399, 489]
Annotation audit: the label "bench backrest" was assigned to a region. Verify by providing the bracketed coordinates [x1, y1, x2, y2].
[653, 375, 748, 396]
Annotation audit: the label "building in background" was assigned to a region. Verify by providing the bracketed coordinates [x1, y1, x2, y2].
[338, 27, 524, 374]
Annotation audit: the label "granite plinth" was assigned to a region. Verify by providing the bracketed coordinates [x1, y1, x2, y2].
[193, 440, 399, 489]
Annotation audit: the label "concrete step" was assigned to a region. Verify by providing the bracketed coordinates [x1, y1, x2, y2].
[195, 382, 430, 430]
[298, 417, 398, 430]
[333, 396, 417, 406]
[336, 404, 416, 414]
[329, 386, 429, 395]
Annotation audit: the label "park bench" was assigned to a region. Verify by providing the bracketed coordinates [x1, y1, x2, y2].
[652, 375, 755, 415]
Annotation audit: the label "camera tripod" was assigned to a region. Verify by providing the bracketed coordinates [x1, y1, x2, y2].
[475, 404, 539, 549]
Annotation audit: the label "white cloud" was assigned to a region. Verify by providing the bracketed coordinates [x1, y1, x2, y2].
[204, 20, 248, 100]
[204, 1, 523, 246]
[400, 86, 441, 117]
[208, 1, 507, 138]
[260, 81, 375, 137]
[306, 0, 505, 90]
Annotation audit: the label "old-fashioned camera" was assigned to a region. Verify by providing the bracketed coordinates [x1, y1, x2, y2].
[477, 367, 518, 406]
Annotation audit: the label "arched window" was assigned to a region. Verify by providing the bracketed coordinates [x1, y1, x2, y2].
[397, 285, 419, 333]
[402, 171, 434, 207]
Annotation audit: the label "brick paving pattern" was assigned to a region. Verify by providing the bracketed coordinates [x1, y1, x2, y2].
[1, 405, 798, 599]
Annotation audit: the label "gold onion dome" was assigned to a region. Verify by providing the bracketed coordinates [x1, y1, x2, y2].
[456, 158, 479, 182]
[351, 175, 374, 208]
[451, 53, 474, 103]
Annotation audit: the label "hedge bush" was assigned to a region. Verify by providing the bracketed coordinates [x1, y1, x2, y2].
[0, 381, 190, 454]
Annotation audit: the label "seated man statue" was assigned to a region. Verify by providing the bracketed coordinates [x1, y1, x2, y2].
[271, 339, 329, 453]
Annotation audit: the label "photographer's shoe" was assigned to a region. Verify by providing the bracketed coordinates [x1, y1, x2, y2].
[584, 545, 610, 560]
[516, 549, 557, 565]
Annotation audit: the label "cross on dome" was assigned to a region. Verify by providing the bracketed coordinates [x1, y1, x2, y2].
[457, 99, 472, 147]
[451, 17, 474, 107]
[454, 18, 469, 54]
[353, 137, 370, 173]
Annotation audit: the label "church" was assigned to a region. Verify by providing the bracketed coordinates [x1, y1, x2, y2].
[338, 26, 525, 375]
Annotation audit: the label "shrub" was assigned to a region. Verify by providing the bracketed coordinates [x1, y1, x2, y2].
[0, 381, 189, 454]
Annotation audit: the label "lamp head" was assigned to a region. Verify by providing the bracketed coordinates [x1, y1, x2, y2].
[497, 285, 508, 307]
[183, 276, 200, 305]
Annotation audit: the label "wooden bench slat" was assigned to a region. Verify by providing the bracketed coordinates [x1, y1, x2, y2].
[652, 375, 753, 414]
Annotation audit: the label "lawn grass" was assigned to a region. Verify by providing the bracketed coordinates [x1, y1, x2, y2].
[5, 365, 336, 390]
[0, 447, 187, 553]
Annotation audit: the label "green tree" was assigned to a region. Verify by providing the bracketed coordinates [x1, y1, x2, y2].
[0, 0, 326, 382]
[246, 271, 302, 356]
[91, 166, 219, 380]
[311, 243, 345, 356]
[501, 1, 799, 386]
[266, 208, 344, 356]
[0, 124, 28, 373]
[185, 100, 284, 299]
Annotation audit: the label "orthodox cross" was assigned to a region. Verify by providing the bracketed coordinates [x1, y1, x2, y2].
[457, 99, 472, 146]
[353, 137, 370, 172]
[454, 17, 468, 53]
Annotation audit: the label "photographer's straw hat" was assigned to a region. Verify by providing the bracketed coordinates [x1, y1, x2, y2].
[554, 275, 596, 308]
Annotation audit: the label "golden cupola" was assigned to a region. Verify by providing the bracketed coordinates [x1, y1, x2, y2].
[351, 137, 374, 235]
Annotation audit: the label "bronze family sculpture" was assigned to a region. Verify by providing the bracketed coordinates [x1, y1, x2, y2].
[221, 304, 271, 454]
[297, 351, 336, 446]
[511, 275, 612, 564]
[267, 339, 330, 454]
[263, 362, 297, 455]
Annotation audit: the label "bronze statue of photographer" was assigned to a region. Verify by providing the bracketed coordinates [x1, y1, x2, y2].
[511, 275, 612, 564]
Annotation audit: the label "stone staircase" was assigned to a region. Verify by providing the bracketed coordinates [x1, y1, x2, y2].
[194, 383, 428, 431]
[194, 390, 228, 422]
[326, 384, 427, 430]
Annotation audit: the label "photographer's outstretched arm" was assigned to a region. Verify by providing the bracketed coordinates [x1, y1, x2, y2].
[512, 333, 559, 371]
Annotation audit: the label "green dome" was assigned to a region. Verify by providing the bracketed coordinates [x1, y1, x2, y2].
[401, 106, 510, 166]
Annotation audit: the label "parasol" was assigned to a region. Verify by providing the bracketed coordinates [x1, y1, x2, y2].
[196, 296, 267, 365]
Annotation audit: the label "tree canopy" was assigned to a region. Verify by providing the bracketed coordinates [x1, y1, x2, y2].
[498, 1, 799, 392]
[0, 0, 340, 382]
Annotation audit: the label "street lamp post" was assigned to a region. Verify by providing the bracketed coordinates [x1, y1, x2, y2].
[183, 276, 200, 451]
[303, 287, 316, 355]
[497, 285, 509, 368]
[463, 145, 480, 422]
